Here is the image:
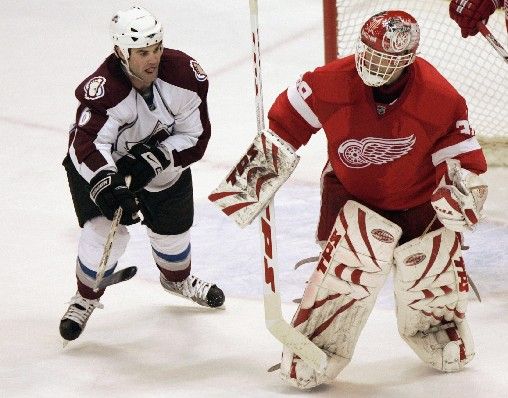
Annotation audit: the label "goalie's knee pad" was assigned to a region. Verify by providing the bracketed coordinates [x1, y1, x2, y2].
[76, 216, 130, 287]
[280, 200, 402, 389]
[393, 227, 474, 372]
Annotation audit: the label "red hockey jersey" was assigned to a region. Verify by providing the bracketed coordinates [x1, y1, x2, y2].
[268, 56, 487, 211]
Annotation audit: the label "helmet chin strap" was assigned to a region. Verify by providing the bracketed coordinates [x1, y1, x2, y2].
[119, 59, 144, 83]
[115, 46, 145, 85]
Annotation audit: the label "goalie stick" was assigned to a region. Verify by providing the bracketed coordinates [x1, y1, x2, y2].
[477, 21, 508, 64]
[248, 0, 327, 373]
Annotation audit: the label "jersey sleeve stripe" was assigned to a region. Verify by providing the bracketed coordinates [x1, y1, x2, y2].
[287, 82, 322, 129]
[431, 137, 482, 166]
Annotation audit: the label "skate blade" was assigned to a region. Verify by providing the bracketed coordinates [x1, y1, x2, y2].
[62, 339, 70, 348]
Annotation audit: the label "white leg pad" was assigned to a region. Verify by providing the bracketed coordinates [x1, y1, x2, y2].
[394, 227, 474, 372]
[76, 216, 130, 287]
[280, 200, 402, 389]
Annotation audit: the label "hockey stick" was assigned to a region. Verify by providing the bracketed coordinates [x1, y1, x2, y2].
[249, 0, 327, 373]
[93, 206, 123, 292]
[477, 21, 508, 64]
[96, 265, 137, 290]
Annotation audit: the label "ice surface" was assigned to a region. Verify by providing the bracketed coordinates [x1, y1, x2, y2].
[1, 1, 507, 397]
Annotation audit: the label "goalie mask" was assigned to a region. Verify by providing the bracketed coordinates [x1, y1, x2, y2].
[110, 6, 163, 72]
[355, 10, 420, 87]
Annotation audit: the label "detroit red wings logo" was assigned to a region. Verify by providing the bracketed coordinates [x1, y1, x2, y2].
[338, 135, 416, 168]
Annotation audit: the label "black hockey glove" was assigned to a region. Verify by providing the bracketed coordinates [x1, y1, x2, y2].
[117, 143, 172, 192]
[89, 170, 140, 225]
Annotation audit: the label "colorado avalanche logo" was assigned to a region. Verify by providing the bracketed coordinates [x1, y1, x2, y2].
[337, 135, 416, 168]
[190, 60, 207, 82]
[84, 76, 106, 100]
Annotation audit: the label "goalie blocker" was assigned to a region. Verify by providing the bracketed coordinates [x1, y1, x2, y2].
[208, 129, 299, 227]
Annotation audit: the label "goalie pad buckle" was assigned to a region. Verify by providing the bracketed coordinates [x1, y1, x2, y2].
[208, 129, 299, 227]
[394, 227, 474, 372]
[280, 201, 402, 389]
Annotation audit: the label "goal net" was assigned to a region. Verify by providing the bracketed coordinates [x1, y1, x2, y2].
[323, 0, 508, 166]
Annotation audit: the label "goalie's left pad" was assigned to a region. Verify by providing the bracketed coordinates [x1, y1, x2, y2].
[280, 200, 402, 389]
[394, 227, 474, 372]
[431, 159, 488, 232]
[208, 129, 299, 227]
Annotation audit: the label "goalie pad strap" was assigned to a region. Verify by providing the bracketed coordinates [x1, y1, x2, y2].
[208, 129, 299, 227]
[280, 200, 402, 389]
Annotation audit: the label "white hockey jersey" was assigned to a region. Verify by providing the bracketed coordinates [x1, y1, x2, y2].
[67, 48, 210, 191]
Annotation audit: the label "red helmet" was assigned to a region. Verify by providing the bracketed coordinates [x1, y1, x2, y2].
[355, 11, 420, 86]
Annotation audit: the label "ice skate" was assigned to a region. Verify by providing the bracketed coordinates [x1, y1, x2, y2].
[59, 292, 104, 343]
[160, 274, 225, 308]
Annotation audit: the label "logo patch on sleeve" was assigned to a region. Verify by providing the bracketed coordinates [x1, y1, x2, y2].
[84, 76, 106, 100]
[190, 60, 207, 81]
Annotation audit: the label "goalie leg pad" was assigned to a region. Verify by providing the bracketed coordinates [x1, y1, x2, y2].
[393, 227, 474, 372]
[280, 200, 402, 389]
[208, 129, 299, 227]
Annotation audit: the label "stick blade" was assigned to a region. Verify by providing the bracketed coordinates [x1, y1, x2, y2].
[267, 319, 328, 374]
[96, 266, 138, 290]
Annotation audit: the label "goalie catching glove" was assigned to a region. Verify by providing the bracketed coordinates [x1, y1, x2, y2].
[209, 129, 300, 227]
[431, 159, 488, 232]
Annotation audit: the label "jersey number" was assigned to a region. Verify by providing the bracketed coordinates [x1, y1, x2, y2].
[456, 120, 475, 136]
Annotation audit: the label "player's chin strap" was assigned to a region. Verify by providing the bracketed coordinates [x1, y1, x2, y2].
[114, 47, 149, 85]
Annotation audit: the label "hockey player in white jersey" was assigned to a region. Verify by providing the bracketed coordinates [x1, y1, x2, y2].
[60, 6, 224, 343]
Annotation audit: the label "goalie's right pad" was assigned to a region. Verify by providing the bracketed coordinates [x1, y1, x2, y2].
[394, 227, 474, 372]
[208, 129, 299, 227]
[280, 200, 402, 389]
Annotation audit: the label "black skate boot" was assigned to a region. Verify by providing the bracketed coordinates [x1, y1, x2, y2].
[59, 292, 103, 342]
[160, 274, 225, 308]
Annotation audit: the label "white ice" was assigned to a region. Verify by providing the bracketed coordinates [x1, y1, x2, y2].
[1, 1, 507, 397]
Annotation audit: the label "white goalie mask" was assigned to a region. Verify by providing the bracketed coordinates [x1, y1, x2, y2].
[355, 10, 420, 87]
[110, 6, 163, 63]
